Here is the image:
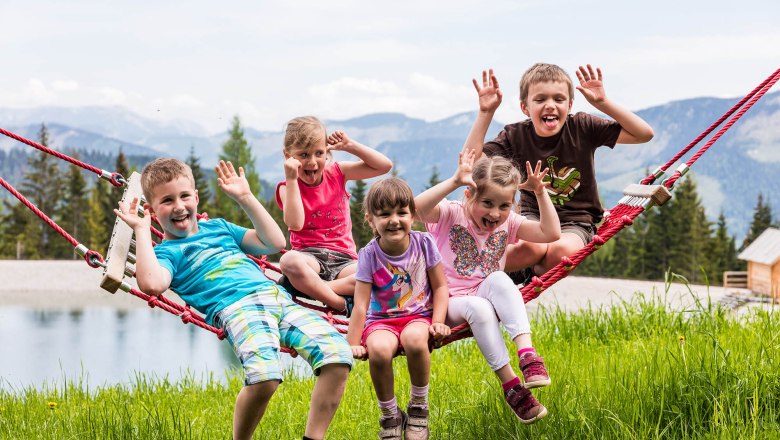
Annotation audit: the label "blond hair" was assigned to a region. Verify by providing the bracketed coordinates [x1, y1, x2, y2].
[140, 157, 195, 202]
[466, 156, 521, 207]
[283, 116, 327, 154]
[519, 63, 574, 105]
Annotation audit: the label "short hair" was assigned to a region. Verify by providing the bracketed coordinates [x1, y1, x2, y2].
[283, 116, 327, 153]
[140, 157, 195, 202]
[467, 156, 521, 204]
[519, 63, 574, 105]
[364, 177, 417, 217]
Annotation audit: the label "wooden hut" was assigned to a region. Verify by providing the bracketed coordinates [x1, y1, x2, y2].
[737, 228, 780, 298]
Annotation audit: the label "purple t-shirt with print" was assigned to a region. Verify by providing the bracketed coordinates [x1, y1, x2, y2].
[356, 231, 442, 324]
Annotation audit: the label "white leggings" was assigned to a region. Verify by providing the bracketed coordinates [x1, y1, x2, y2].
[446, 271, 532, 371]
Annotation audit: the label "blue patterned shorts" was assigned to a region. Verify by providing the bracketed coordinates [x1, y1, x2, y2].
[214, 285, 353, 384]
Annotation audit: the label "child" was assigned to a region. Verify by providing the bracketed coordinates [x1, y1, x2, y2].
[276, 116, 393, 314]
[346, 177, 451, 440]
[415, 151, 560, 424]
[462, 64, 654, 281]
[115, 158, 353, 440]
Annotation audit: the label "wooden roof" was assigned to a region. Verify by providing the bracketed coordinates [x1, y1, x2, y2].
[738, 227, 780, 265]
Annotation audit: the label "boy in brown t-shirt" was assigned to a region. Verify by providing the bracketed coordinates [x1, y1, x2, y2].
[462, 63, 654, 282]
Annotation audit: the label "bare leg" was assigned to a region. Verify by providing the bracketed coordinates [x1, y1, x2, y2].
[365, 330, 400, 401]
[329, 263, 357, 296]
[233, 380, 279, 440]
[504, 241, 548, 273]
[304, 363, 350, 440]
[536, 233, 585, 274]
[513, 333, 533, 351]
[494, 363, 518, 384]
[279, 251, 346, 310]
[399, 322, 431, 387]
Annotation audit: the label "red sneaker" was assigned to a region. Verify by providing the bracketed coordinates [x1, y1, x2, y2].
[504, 384, 547, 424]
[520, 353, 551, 389]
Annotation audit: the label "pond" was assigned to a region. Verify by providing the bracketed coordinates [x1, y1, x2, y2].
[0, 306, 308, 392]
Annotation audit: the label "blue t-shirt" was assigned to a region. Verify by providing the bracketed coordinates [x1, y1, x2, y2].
[154, 218, 277, 325]
[355, 231, 442, 324]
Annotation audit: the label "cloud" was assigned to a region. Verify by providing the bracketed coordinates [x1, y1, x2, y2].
[97, 87, 126, 105]
[51, 80, 79, 92]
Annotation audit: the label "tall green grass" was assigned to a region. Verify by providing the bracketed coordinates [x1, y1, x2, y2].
[2, 281, 779, 439]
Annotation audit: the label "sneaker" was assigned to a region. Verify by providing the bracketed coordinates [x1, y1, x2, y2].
[519, 353, 551, 388]
[504, 384, 547, 424]
[508, 268, 535, 286]
[378, 408, 407, 439]
[405, 404, 429, 440]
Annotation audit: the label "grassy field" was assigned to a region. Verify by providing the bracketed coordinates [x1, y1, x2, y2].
[2, 281, 779, 439]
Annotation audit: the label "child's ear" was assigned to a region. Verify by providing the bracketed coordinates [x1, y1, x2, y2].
[143, 202, 154, 215]
[520, 100, 530, 117]
[464, 187, 472, 199]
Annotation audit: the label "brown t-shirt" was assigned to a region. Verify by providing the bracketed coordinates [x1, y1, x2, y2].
[484, 112, 622, 225]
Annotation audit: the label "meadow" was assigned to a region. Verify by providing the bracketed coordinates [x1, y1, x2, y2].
[2, 281, 778, 439]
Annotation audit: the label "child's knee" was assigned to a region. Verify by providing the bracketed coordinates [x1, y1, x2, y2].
[366, 340, 397, 363]
[243, 380, 279, 403]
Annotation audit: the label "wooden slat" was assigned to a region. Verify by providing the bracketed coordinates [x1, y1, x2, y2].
[100, 172, 143, 293]
[622, 184, 672, 206]
[723, 270, 748, 288]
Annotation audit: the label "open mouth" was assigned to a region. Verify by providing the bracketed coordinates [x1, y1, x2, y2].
[171, 213, 189, 228]
[303, 169, 319, 180]
[541, 115, 558, 129]
[482, 218, 499, 229]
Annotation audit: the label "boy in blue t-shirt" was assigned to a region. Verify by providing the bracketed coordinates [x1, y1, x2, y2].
[115, 158, 352, 440]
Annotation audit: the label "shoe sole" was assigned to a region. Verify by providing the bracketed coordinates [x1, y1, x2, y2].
[517, 406, 548, 425]
[524, 378, 552, 389]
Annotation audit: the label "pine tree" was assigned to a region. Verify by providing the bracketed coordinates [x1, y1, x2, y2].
[708, 213, 742, 283]
[213, 116, 260, 226]
[186, 145, 213, 216]
[87, 183, 113, 252]
[349, 179, 373, 249]
[426, 166, 441, 190]
[53, 159, 90, 259]
[741, 192, 774, 250]
[0, 202, 31, 258]
[20, 124, 62, 259]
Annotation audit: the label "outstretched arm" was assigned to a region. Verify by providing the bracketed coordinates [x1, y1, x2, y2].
[461, 69, 503, 158]
[515, 161, 561, 243]
[114, 198, 171, 295]
[346, 280, 371, 360]
[415, 150, 476, 224]
[427, 263, 451, 341]
[216, 160, 287, 254]
[575, 64, 654, 144]
[330, 131, 393, 181]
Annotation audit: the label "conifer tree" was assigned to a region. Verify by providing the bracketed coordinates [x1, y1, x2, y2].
[741, 192, 774, 250]
[708, 213, 742, 282]
[349, 179, 373, 249]
[213, 116, 260, 226]
[87, 183, 113, 252]
[20, 124, 62, 259]
[426, 165, 441, 190]
[53, 160, 90, 259]
[0, 202, 31, 258]
[186, 145, 213, 216]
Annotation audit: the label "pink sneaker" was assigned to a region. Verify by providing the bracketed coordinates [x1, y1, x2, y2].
[504, 384, 547, 424]
[520, 353, 551, 389]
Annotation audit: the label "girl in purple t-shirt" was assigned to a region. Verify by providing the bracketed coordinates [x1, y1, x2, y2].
[415, 150, 561, 425]
[275, 116, 392, 314]
[347, 177, 450, 440]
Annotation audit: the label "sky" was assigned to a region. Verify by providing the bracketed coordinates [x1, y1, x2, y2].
[1, 1, 779, 134]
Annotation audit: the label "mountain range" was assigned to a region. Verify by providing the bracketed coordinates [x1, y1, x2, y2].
[1, 92, 778, 241]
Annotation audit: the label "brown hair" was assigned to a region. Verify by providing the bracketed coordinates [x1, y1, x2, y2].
[283, 116, 327, 154]
[466, 156, 521, 207]
[519, 63, 574, 105]
[364, 177, 417, 217]
[140, 157, 195, 202]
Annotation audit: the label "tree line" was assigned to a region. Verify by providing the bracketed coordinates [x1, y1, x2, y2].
[1, 119, 776, 286]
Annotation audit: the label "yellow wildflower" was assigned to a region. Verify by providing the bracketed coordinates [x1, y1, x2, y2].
[47, 401, 57, 410]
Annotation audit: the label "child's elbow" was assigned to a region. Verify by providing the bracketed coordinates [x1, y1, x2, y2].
[269, 236, 287, 253]
[378, 159, 393, 174]
[639, 128, 654, 143]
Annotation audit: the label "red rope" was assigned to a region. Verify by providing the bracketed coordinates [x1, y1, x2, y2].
[0, 127, 126, 187]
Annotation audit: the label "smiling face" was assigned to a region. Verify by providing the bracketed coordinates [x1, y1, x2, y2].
[147, 176, 200, 240]
[521, 80, 573, 137]
[367, 204, 413, 255]
[465, 183, 516, 234]
[287, 138, 328, 186]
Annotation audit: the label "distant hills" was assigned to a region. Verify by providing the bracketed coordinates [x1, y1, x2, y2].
[1, 92, 778, 240]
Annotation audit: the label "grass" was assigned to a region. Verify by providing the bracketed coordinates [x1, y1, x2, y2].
[2, 279, 779, 439]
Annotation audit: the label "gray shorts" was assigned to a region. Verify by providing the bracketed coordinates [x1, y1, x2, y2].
[524, 213, 596, 246]
[279, 247, 356, 294]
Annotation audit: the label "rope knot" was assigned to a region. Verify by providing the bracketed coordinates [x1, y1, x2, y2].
[530, 276, 544, 293]
[147, 296, 160, 308]
[561, 256, 574, 271]
[217, 329, 226, 340]
[181, 309, 193, 324]
[621, 216, 634, 226]
[592, 235, 605, 249]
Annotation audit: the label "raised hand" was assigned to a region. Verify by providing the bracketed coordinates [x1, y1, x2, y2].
[216, 160, 251, 201]
[518, 160, 551, 194]
[454, 149, 477, 189]
[283, 156, 301, 181]
[575, 64, 607, 104]
[326, 130, 353, 151]
[472, 68, 503, 113]
[429, 323, 451, 341]
[114, 197, 151, 231]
